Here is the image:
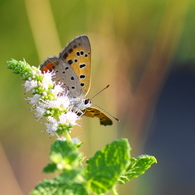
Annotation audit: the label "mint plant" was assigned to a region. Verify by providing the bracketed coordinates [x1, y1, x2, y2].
[7, 59, 157, 195]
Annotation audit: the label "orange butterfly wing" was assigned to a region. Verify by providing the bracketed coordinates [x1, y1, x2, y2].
[83, 107, 113, 126]
[59, 35, 91, 97]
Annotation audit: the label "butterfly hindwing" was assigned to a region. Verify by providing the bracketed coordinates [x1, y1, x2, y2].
[40, 57, 82, 98]
[59, 35, 91, 97]
[83, 107, 113, 126]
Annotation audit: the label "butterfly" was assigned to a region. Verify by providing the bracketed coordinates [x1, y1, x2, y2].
[40, 35, 114, 126]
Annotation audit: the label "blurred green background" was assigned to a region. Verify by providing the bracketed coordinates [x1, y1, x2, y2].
[1, 0, 195, 194]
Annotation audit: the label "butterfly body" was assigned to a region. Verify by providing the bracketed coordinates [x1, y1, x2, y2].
[40, 35, 113, 126]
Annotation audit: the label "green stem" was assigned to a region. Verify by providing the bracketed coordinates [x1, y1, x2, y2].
[111, 186, 118, 195]
[63, 130, 72, 142]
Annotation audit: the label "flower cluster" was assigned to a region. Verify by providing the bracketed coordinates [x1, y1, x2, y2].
[7, 59, 80, 141]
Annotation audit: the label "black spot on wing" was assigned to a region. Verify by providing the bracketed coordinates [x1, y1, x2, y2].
[68, 48, 73, 53]
[80, 63, 86, 69]
[68, 59, 73, 65]
[63, 52, 68, 59]
[80, 74, 86, 79]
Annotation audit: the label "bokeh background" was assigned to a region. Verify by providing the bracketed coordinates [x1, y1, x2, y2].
[0, 0, 195, 194]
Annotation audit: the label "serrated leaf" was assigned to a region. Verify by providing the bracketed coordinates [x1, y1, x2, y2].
[49, 140, 80, 170]
[31, 177, 88, 195]
[118, 155, 157, 184]
[31, 178, 60, 195]
[32, 169, 88, 195]
[85, 138, 130, 194]
[56, 169, 83, 184]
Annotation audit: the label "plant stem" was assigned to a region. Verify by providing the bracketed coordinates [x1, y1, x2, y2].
[111, 186, 118, 195]
[64, 130, 72, 142]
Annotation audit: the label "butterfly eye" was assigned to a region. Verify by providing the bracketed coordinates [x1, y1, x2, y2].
[84, 99, 90, 105]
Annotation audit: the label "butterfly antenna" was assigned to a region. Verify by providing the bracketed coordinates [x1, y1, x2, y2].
[89, 84, 120, 122]
[90, 84, 110, 100]
[92, 102, 120, 122]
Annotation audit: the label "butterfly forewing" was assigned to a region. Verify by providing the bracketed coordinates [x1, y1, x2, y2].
[59, 35, 91, 97]
[40, 57, 82, 98]
[83, 107, 113, 126]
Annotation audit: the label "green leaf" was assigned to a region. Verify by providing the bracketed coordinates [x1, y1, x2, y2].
[31, 179, 59, 195]
[85, 138, 130, 194]
[32, 140, 88, 194]
[43, 163, 57, 173]
[56, 169, 83, 184]
[46, 140, 80, 171]
[118, 155, 157, 184]
[31, 175, 88, 195]
[33, 165, 87, 195]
